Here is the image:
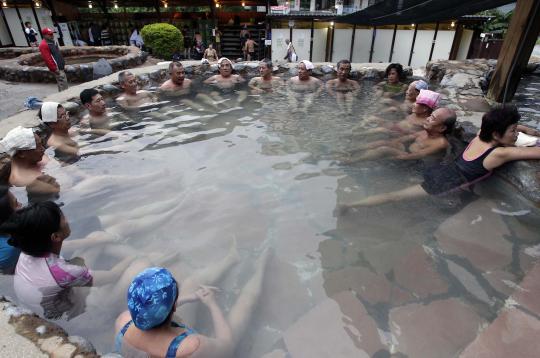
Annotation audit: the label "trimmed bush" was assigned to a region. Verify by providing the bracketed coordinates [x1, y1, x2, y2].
[141, 23, 183, 60]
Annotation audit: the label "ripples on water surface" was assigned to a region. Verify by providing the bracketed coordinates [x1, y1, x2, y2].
[1, 79, 539, 357]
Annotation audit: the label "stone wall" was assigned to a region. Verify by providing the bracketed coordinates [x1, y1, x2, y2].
[0, 46, 147, 83]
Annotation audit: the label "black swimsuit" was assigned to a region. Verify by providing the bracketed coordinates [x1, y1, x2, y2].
[421, 142, 497, 195]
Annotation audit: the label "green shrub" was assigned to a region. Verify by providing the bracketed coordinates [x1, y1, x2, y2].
[141, 23, 183, 60]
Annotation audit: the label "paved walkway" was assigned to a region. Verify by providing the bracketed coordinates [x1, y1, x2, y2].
[0, 80, 57, 121]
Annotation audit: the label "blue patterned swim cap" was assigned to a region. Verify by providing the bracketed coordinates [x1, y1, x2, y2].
[127, 267, 178, 330]
[415, 80, 428, 91]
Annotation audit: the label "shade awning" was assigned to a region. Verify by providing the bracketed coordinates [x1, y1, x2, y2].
[335, 0, 515, 25]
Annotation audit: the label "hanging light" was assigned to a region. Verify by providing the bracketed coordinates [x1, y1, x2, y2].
[1, 0, 7, 7]
[163, 2, 168, 8]
[411, 23, 415, 27]
[242, 1, 245, 6]
[330, 21, 334, 26]
[114, 2, 118, 8]
[88, 1, 92, 8]
[215, 2, 220, 7]
[35, 0, 41, 7]
[451, 21, 455, 27]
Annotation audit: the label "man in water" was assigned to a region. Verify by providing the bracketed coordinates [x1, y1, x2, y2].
[345, 108, 456, 163]
[116, 71, 156, 109]
[248, 60, 283, 94]
[287, 60, 323, 113]
[80, 88, 113, 135]
[0, 126, 59, 196]
[326, 59, 360, 114]
[39, 102, 79, 161]
[160, 62, 192, 95]
[354, 89, 440, 136]
[39, 27, 68, 92]
[203, 58, 245, 89]
[326, 60, 360, 95]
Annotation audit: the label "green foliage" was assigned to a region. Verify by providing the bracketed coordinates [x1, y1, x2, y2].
[478, 9, 513, 37]
[141, 23, 183, 60]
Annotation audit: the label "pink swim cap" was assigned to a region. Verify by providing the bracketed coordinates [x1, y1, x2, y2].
[416, 89, 441, 109]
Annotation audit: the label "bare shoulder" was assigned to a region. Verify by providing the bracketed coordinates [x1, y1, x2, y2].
[115, 310, 131, 332]
[160, 80, 172, 89]
[177, 335, 201, 357]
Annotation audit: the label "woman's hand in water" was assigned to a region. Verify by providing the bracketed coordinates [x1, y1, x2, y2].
[195, 285, 220, 306]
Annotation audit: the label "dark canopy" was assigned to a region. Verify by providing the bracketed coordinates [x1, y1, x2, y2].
[335, 0, 515, 25]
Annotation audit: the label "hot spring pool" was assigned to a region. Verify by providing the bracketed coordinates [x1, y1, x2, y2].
[1, 79, 539, 357]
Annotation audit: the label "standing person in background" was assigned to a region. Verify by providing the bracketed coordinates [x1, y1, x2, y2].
[39, 28, 68, 92]
[192, 33, 205, 61]
[129, 27, 144, 49]
[87, 23, 95, 46]
[182, 25, 192, 59]
[101, 24, 112, 46]
[244, 34, 256, 61]
[24, 22, 39, 47]
[214, 27, 223, 57]
[240, 25, 249, 60]
[204, 44, 219, 62]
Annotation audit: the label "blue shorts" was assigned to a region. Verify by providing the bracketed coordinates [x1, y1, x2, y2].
[0, 236, 21, 273]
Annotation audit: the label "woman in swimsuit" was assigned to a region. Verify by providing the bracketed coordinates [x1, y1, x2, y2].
[340, 106, 540, 208]
[375, 63, 407, 99]
[115, 247, 271, 358]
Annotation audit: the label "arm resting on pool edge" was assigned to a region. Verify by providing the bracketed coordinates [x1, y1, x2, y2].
[483, 146, 540, 170]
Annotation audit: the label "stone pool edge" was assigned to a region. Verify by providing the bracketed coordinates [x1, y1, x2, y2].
[0, 296, 99, 357]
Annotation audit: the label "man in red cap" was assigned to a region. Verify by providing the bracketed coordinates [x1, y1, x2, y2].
[39, 27, 68, 91]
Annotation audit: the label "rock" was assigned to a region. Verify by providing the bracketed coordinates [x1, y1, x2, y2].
[35, 325, 47, 335]
[495, 160, 540, 205]
[101, 84, 121, 95]
[53, 343, 77, 358]
[233, 63, 246, 72]
[525, 62, 539, 73]
[39, 336, 64, 354]
[392, 246, 449, 299]
[321, 65, 334, 74]
[246, 62, 259, 69]
[435, 200, 513, 272]
[62, 101, 80, 114]
[389, 298, 485, 358]
[323, 266, 412, 305]
[459, 308, 540, 358]
[283, 291, 385, 357]
[68, 335, 96, 354]
[446, 260, 496, 306]
[511, 263, 540, 316]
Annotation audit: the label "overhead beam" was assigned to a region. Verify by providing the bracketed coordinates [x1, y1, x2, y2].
[487, 0, 540, 103]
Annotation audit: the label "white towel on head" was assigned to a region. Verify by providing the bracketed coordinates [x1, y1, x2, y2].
[217, 57, 233, 67]
[300, 60, 314, 70]
[41, 102, 59, 123]
[0, 126, 36, 156]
